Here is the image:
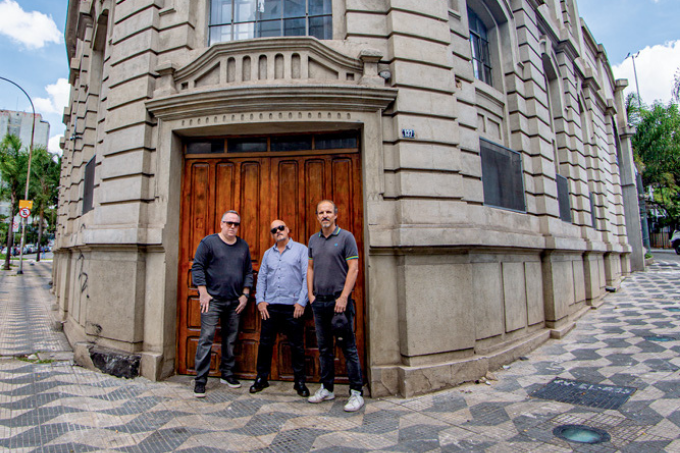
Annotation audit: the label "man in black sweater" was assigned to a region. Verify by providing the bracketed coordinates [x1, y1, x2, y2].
[192, 210, 253, 397]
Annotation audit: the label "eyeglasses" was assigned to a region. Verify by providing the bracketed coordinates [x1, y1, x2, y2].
[222, 221, 240, 227]
[270, 225, 286, 234]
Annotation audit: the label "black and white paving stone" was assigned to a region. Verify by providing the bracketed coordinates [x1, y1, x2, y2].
[1, 260, 679, 452]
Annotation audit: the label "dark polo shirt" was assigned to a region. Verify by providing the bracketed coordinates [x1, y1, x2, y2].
[308, 227, 358, 296]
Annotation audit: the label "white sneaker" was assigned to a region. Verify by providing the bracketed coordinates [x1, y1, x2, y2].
[308, 385, 335, 403]
[344, 389, 364, 412]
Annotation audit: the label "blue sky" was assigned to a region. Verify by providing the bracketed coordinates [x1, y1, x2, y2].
[578, 0, 680, 106]
[0, 0, 678, 155]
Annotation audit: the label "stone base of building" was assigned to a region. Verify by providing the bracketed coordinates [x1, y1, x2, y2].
[370, 329, 550, 398]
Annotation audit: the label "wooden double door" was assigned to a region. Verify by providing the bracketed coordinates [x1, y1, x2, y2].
[177, 146, 365, 383]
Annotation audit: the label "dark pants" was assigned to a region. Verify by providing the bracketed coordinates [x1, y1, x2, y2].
[256, 304, 306, 382]
[312, 299, 363, 393]
[195, 298, 240, 384]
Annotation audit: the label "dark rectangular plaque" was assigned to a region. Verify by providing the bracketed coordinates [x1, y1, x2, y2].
[531, 378, 636, 409]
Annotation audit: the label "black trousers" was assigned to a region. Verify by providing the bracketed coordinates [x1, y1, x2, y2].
[256, 304, 306, 382]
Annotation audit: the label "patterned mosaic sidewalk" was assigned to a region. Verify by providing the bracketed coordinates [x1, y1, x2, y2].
[1, 260, 680, 452]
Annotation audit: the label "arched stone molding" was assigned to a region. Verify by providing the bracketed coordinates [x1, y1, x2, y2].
[153, 37, 386, 97]
[465, 0, 521, 148]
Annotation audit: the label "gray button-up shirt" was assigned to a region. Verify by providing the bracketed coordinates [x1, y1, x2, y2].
[256, 239, 309, 306]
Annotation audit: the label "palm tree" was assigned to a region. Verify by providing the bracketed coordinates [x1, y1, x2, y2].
[0, 134, 28, 270]
[29, 146, 60, 261]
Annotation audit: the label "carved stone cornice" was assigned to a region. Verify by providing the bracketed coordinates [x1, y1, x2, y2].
[146, 84, 398, 121]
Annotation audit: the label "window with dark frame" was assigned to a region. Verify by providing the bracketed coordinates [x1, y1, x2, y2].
[480, 139, 526, 212]
[83, 157, 96, 215]
[556, 174, 572, 222]
[209, 0, 332, 44]
[185, 131, 358, 155]
[467, 7, 492, 85]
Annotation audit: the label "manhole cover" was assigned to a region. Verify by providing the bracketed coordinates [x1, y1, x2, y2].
[553, 425, 611, 444]
[531, 378, 636, 409]
[644, 335, 677, 342]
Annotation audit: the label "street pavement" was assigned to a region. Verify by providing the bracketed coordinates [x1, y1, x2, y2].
[1, 256, 680, 452]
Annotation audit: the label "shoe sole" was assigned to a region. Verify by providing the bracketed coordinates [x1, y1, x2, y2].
[308, 395, 335, 403]
[344, 404, 364, 412]
[194, 392, 206, 398]
[220, 379, 242, 388]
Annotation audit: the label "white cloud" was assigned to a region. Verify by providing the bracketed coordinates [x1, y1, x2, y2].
[48, 135, 63, 156]
[612, 40, 680, 105]
[34, 79, 70, 116]
[0, 0, 62, 49]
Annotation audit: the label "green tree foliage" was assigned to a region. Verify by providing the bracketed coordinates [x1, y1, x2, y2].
[29, 146, 60, 261]
[632, 102, 680, 230]
[0, 134, 29, 269]
[625, 92, 645, 127]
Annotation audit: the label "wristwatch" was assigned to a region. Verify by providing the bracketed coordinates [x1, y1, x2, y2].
[242, 293, 249, 299]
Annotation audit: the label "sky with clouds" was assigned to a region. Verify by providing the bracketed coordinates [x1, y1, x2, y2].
[0, 0, 678, 157]
[578, 0, 680, 106]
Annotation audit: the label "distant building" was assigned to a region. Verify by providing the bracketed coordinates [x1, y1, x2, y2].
[0, 110, 49, 149]
[55, 0, 643, 397]
[0, 110, 50, 217]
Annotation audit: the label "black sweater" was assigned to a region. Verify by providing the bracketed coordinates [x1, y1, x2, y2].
[191, 234, 253, 300]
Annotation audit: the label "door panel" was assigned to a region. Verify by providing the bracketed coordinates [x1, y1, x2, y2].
[177, 146, 364, 384]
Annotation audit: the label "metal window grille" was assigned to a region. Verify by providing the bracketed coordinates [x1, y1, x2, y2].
[589, 191, 597, 229]
[209, 0, 332, 44]
[556, 174, 572, 222]
[480, 139, 526, 212]
[467, 7, 492, 85]
[83, 157, 95, 215]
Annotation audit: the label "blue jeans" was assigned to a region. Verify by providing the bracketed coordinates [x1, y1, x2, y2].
[312, 299, 363, 393]
[194, 298, 240, 384]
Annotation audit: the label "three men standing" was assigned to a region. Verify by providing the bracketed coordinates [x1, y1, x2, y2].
[251, 220, 310, 397]
[192, 210, 253, 398]
[190, 202, 364, 412]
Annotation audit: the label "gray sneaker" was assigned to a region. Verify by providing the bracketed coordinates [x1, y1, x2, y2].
[308, 385, 335, 403]
[343, 389, 364, 412]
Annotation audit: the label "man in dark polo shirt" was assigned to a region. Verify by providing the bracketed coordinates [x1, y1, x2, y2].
[191, 210, 253, 397]
[307, 200, 364, 412]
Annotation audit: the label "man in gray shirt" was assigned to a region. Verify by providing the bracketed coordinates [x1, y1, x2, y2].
[251, 219, 310, 397]
[191, 210, 253, 397]
[307, 200, 364, 412]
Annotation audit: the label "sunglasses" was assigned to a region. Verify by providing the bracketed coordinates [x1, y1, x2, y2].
[270, 225, 286, 234]
[222, 221, 240, 227]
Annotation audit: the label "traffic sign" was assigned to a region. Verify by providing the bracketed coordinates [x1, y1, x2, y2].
[19, 200, 33, 210]
[19, 208, 31, 218]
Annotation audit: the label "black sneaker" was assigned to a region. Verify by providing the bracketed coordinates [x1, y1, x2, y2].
[220, 376, 241, 388]
[249, 376, 269, 394]
[194, 382, 206, 398]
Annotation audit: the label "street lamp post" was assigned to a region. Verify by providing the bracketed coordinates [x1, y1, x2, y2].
[624, 52, 652, 251]
[0, 76, 36, 275]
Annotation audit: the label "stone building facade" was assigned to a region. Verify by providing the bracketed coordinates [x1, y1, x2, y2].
[55, 0, 642, 397]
